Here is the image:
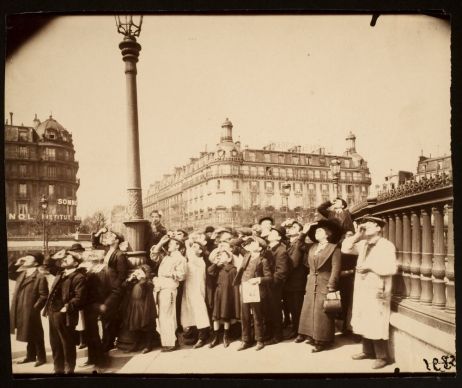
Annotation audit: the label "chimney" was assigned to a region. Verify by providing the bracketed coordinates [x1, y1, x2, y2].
[9, 112, 13, 125]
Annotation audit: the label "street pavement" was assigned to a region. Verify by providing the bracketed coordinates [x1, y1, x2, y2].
[9, 279, 400, 375]
[11, 322, 398, 375]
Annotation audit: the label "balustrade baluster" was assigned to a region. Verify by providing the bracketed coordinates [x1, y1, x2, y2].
[382, 217, 389, 239]
[401, 212, 411, 297]
[394, 213, 404, 296]
[409, 210, 422, 301]
[432, 206, 446, 309]
[445, 204, 455, 314]
[420, 208, 433, 305]
[388, 214, 396, 245]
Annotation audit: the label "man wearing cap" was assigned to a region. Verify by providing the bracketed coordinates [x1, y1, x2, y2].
[145, 209, 167, 254]
[9, 253, 49, 367]
[341, 216, 397, 369]
[258, 216, 274, 239]
[317, 197, 355, 236]
[264, 225, 291, 345]
[66, 244, 87, 350]
[233, 236, 272, 351]
[92, 227, 129, 354]
[281, 220, 309, 339]
[76, 252, 106, 369]
[151, 235, 187, 352]
[43, 252, 87, 374]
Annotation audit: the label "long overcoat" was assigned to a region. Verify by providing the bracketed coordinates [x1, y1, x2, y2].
[208, 263, 241, 321]
[10, 269, 49, 342]
[343, 237, 397, 340]
[181, 253, 210, 329]
[298, 243, 341, 342]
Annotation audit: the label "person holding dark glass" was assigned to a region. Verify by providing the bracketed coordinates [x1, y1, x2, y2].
[9, 253, 49, 367]
[296, 220, 342, 353]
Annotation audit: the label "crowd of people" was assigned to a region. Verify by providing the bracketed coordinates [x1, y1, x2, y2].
[9, 197, 398, 374]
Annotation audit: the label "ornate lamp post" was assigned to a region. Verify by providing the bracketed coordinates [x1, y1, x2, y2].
[115, 15, 149, 264]
[39, 194, 49, 258]
[330, 158, 341, 198]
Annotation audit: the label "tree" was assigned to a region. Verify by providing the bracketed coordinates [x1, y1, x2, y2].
[79, 210, 108, 233]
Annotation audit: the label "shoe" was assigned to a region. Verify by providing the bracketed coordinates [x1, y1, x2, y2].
[352, 352, 374, 360]
[223, 331, 230, 348]
[34, 360, 46, 367]
[311, 345, 327, 353]
[161, 346, 176, 352]
[284, 331, 297, 340]
[264, 338, 281, 346]
[208, 332, 220, 348]
[255, 342, 265, 351]
[294, 335, 306, 343]
[16, 358, 34, 364]
[193, 339, 206, 349]
[372, 359, 389, 369]
[78, 360, 95, 368]
[237, 342, 252, 351]
[78, 343, 87, 349]
[305, 338, 314, 345]
[141, 347, 153, 354]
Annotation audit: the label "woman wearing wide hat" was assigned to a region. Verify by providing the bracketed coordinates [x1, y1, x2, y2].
[295, 219, 343, 352]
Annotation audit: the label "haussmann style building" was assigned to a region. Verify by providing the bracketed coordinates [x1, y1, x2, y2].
[143, 119, 371, 231]
[5, 113, 81, 237]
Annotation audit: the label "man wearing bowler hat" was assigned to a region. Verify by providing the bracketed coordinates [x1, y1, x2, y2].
[9, 252, 49, 367]
[342, 216, 397, 369]
[43, 252, 87, 374]
[92, 227, 129, 354]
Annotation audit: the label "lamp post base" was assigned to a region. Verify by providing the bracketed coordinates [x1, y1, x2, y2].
[123, 219, 149, 268]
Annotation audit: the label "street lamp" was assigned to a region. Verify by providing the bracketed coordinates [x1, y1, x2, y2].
[39, 194, 49, 258]
[330, 158, 341, 198]
[282, 182, 291, 220]
[115, 14, 149, 263]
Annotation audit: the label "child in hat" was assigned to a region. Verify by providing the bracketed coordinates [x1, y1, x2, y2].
[207, 247, 240, 348]
[233, 236, 272, 351]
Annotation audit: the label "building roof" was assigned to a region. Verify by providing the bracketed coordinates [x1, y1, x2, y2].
[36, 115, 69, 138]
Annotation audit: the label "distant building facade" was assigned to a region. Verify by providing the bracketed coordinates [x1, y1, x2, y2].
[415, 154, 452, 181]
[5, 113, 80, 237]
[381, 170, 414, 191]
[144, 119, 371, 230]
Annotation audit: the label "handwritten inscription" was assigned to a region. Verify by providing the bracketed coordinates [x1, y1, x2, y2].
[423, 355, 456, 372]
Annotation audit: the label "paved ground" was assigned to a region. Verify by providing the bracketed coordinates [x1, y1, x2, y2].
[9, 278, 403, 375]
[11, 326, 398, 375]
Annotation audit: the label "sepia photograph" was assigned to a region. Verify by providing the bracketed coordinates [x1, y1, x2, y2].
[4, 13, 455, 376]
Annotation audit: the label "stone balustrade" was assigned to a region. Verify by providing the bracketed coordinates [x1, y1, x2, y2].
[351, 178, 455, 320]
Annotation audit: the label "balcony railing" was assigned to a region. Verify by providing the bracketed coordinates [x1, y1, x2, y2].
[350, 173, 454, 324]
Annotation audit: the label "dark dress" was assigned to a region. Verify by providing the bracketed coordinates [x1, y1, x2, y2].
[123, 279, 156, 332]
[207, 263, 240, 321]
[298, 243, 341, 344]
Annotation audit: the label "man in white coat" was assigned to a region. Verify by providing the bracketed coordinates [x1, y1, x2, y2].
[341, 216, 397, 369]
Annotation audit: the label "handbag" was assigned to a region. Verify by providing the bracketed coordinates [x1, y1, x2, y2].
[323, 290, 342, 316]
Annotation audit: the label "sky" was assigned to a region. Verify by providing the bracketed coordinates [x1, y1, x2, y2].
[5, 15, 451, 218]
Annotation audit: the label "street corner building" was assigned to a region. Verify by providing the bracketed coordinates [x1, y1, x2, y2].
[4, 113, 81, 238]
[143, 119, 372, 231]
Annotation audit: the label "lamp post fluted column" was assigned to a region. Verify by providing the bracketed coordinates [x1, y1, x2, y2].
[117, 18, 148, 265]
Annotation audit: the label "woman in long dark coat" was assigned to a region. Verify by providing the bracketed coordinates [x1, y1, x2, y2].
[9, 253, 49, 366]
[297, 220, 342, 352]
